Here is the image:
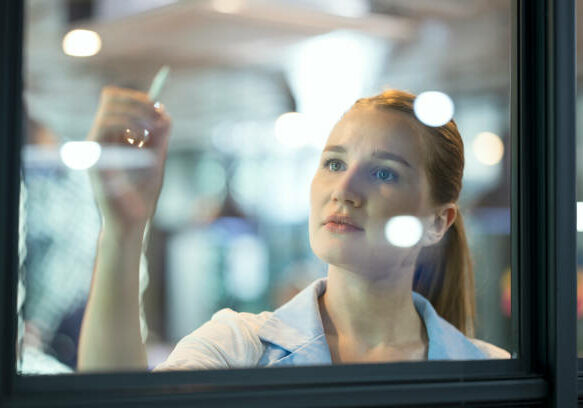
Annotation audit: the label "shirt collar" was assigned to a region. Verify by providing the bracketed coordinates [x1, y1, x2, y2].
[257, 278, 331, 365]
[411, 291, 487, 360]
[257, 277, 487, 364]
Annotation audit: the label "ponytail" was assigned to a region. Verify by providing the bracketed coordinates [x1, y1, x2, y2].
[413, 212, 476, 336]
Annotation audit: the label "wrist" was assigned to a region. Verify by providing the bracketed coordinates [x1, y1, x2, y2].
[100, 219, 147, 243]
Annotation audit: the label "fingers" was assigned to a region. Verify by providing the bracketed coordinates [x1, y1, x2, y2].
[89, 86, 171, 150]
[100, 87, 165, 121]
[101, 85, 154, 106]
[94, 115, 157, 145]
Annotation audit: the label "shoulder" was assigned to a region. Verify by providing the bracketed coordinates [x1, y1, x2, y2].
[154, 308, 272, 371]
[210, 308, 273, 334]
[468, 338, 512, 359]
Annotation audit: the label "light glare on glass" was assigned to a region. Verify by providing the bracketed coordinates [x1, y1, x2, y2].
[413, 91, 455, 127]
[60, 141, 102, 170]
[62, 29, 102, 57]
[473, 131, 504, 166]
[384, 216, 423, 248]
[577, 202, 583, 232]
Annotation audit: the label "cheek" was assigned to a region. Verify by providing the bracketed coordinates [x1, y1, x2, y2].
[373, 186, 426, 218]
[308, 174, 322, 231]
[309, 174, 317, 204]
[309, 172, 327, 209]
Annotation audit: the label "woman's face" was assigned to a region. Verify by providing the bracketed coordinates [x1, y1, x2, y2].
[309, 106, 436, 278]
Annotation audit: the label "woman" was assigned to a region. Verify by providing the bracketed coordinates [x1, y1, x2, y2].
[77, 87, 510, 372]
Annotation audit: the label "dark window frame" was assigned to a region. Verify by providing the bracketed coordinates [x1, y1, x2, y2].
[0, 0, 577, 406]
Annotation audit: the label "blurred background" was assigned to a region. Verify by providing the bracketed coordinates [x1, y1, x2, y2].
[18, 0, 517, 374]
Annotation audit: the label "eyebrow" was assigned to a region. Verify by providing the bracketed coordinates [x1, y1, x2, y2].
[323, 145, 412, 168]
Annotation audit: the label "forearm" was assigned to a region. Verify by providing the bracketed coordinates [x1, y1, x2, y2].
[77, 224, 148, 371]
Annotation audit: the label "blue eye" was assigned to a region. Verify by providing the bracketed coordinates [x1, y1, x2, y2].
[325, 159, 345, 172]
[372, 167, 398, 183]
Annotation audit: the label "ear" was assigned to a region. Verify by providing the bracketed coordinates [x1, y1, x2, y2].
[421, 203, 457, 247]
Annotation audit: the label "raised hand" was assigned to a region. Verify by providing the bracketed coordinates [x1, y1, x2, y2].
[87, 86, 171, 229]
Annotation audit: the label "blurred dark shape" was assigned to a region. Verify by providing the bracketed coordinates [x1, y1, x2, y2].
[67, 0, 94, 23]
[50, 307, 85, 367]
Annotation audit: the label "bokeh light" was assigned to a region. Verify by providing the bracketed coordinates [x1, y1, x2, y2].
[59, 141, 101, 170]
[384, 216, 423, 248]
[275, 112, 312, 149]
[62, 29, 102, 57]
[500, 268, 511, 318]
[473, 131, 504, 166]
[413, 91, 455, 127]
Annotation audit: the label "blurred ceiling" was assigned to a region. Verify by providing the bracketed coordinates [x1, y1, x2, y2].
[86, 0, 414, 69]
[27, 0, 583, 148]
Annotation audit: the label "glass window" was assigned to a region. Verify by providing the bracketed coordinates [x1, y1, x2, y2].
[18, 0, 513, 375]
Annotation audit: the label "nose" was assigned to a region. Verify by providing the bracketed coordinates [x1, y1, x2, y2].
[331, 167, 364, 208]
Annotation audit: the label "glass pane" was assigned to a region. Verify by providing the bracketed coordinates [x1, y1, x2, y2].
[18, 0, 513, 374]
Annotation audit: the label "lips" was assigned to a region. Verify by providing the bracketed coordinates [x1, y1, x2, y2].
[323, 214, 364, 233]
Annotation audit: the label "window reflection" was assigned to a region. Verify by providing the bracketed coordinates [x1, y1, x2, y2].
[19, 0, 513, 374]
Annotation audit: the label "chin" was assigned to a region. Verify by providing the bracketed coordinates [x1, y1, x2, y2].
[310, 237, 367, 270]
[310, 234, 415, 278]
